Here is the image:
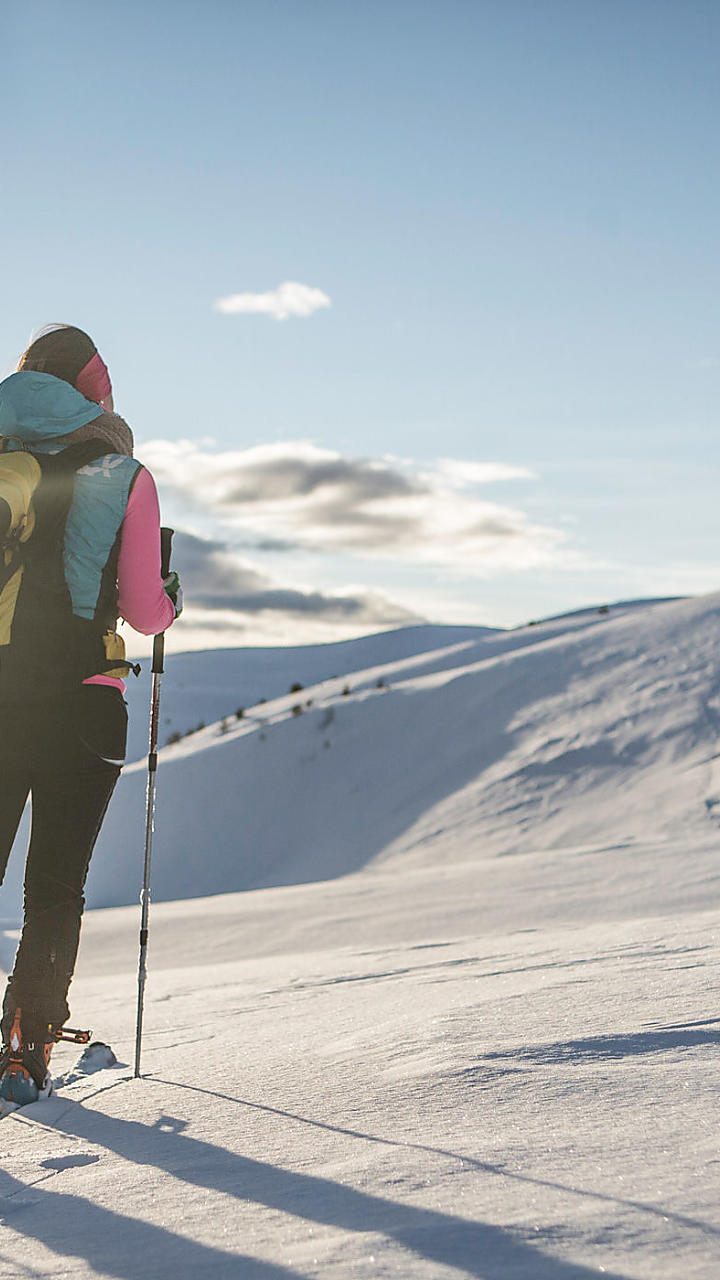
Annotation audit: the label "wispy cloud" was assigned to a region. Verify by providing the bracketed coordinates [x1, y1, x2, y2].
[433, 459, 536, 487]
[213, 281, 331, 321]
[140, 440, 568, 574]
[164, 530, 424, 648]
[175, 530, 416, 616]
[691, 357, 720, 370]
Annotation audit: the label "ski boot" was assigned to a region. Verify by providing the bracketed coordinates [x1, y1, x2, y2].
[0, 1008, 55, 1105]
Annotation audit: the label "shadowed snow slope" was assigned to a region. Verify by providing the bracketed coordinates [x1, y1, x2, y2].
[0, 595, 713, 914]
[69, 593, 720, 908]
[122, 624, 496, 762]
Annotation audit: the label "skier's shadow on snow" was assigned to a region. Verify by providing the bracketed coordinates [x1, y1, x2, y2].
[155, 1077, 720, 1243]
[21, 1095, 638, 1280]
[0, 1160, 305, 1280]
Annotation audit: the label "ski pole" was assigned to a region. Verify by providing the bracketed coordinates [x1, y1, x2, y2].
[134, 526, 174, 1079]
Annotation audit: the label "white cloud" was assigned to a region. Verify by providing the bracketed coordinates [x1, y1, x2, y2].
[137, 529, 424, 653]
[214, 281, 331, 321]
[433, 459, 536, 487]
[173, 529, 421, 621]
[139, 439, 571, 575]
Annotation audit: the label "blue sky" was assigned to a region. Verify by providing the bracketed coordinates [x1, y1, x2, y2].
[2, 0, 719, 649]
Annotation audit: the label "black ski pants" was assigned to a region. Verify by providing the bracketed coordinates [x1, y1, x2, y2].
[0, 685, 127, 1038]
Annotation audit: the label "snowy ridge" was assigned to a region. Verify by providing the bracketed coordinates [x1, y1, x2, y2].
[122, 623, 497, 761]
[79, 592, 720, 907]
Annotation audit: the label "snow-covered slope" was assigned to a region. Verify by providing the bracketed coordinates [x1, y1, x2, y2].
[122, 606, 675, 762]
[0, 594, 710, 914]
[3, 838, 719, 1279]
[2, 595, 720, 1278]
[123, 623, 496, 762]
[12, 595, 712, 910]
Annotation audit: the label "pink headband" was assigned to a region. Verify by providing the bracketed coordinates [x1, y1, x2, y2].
[75, 350, 112, 404]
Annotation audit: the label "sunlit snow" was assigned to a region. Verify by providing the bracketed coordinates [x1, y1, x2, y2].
[0, 595, 718, 1278]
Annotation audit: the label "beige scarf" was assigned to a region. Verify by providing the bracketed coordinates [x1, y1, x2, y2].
[55, 410, 134, 457]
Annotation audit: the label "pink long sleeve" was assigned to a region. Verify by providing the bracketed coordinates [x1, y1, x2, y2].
[117, 467, 176, 634]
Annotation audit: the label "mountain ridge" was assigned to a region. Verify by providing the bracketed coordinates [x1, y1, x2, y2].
[67, 592, 719, 908]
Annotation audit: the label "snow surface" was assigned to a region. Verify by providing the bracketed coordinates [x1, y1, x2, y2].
[1, 595, 720, 1277]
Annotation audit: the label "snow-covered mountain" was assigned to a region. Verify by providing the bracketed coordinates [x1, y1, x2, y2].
[121, 623, 496, 762]
[89, 594, 720, 906]
[6, 593, 715, 912]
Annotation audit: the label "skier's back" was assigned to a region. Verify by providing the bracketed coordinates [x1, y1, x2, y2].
[0, 324, 181, 1104]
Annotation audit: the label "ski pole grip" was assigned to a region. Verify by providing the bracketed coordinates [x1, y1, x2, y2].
[152, 631, 165, 674]
[152, 527, 174, 673]
[160, 526, 174, 579]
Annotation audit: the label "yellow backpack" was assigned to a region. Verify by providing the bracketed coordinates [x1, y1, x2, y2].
[0, 448, 42, 643]
[0, 438, 134, 680]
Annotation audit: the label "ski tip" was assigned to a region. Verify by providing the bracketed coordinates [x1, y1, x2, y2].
[86, 1041, 116, 1060]
[77, 1042, 117, 1071]
[57, 1042, 120, 1088]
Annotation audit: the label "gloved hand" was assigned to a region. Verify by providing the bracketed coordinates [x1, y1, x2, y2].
[163, 570, 183, 618]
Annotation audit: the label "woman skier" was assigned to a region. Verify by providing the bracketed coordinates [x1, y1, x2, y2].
[0, 325, 181, 1104]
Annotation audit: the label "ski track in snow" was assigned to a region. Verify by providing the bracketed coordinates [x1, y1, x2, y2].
[0, 598, 719, 1277]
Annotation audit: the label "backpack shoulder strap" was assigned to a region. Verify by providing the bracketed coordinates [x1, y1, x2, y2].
[48, 439, 122, 472]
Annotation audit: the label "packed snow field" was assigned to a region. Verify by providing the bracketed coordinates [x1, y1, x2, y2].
[1, 595, 719, 1277]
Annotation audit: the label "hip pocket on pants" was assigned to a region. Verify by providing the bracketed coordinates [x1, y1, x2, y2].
[74, 685, 128, 767]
